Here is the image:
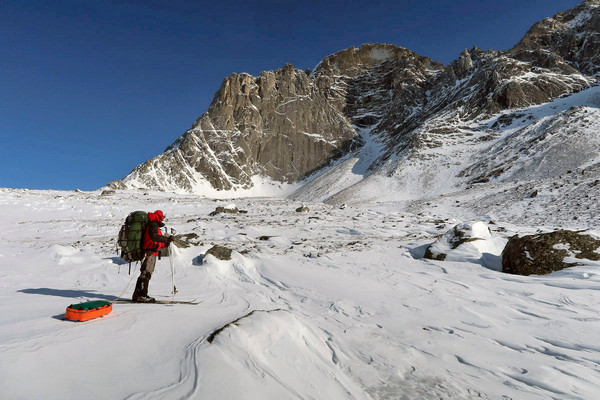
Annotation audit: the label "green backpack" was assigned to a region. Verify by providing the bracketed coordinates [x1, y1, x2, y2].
[117, 211, 148, 263]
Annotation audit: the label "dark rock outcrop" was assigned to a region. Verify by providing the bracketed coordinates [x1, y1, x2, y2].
[502, 230, 600, 275]
[423, 247, 447, 261]
[204, 245, 233, 261]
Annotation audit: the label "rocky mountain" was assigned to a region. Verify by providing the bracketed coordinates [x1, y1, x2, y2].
[108, 0, 600, 211]
[108, 44, 437, 193]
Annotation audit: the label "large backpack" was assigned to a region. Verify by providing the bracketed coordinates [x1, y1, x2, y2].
[117, 211, 148, 263]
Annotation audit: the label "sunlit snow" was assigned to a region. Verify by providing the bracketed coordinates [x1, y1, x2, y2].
[1, 189, 599, 399]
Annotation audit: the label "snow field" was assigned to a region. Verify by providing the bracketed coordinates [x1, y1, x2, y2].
[1, 189, 600, 399]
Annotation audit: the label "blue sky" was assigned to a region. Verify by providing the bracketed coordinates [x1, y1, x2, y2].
[1, 0, 581, 190]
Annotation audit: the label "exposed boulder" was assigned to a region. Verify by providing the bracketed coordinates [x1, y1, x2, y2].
[424, 221, 506, 263]
[209, 204, 248, 216]
[204, 245, 233, 261]
[502, 230, 600, 275]
[296, 205, 310, 212]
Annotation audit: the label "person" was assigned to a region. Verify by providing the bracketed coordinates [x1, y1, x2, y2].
[132, 210, 173, 303]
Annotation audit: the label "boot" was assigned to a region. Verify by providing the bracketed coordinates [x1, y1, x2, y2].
[132, 275, 155, 303]
[132, 277, 144, 300]
[134, 295, 156, 303]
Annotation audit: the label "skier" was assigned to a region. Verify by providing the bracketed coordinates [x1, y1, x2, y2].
[132, 210, 173, 302]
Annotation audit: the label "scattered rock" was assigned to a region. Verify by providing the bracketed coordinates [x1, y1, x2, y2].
[296, 206, 310, 212]
[101, 190, 116, 196]
[171, 233, 200, 248]
[204, 245, 233, 261]
[502, 230, 600, 275]
[207, 309, 284, 344]
[210, 204, 248, 216]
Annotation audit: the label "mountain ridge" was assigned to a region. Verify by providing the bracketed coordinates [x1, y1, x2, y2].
[108, 1, 599, 210]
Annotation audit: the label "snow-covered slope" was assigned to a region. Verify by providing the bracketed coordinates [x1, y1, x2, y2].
[2, 189, 600, 399]
[310, 83, 600, 207]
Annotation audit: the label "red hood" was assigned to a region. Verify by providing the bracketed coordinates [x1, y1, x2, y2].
[148, 211, 164, 223]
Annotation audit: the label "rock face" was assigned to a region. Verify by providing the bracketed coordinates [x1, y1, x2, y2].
[110, 43, 444, 192]
[108, 2, 599, 195]
[511, 0, 600, 76]
[109, 55, 371, 191]
[501, 230, 600, 275]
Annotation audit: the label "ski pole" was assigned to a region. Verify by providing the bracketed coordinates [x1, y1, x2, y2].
[168, 244, 176, 303]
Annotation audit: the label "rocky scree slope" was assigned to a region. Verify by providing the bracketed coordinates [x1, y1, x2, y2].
[109, 1, 599, 205]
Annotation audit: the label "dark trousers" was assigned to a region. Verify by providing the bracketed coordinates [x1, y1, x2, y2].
[133, 255, 157, 298]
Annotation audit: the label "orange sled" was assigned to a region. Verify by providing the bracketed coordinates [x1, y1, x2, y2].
[65, 300, 112, 322]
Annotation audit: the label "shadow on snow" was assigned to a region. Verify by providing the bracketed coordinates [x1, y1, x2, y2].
[18, 288, 117, 301]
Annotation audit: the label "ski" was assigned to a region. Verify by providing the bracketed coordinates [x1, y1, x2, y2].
[112, 299, 200, 305]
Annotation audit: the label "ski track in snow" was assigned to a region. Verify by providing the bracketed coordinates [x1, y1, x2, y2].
[1, 189, 600, 399]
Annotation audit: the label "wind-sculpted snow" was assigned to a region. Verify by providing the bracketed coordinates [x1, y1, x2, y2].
[2, 189, 600, 399]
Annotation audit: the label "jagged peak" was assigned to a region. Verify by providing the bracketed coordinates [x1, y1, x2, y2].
[312, 43, 442, 78]
[507, 0, 600, 75]
[512, 0, 600, 48]
[213, 63, 311, 99]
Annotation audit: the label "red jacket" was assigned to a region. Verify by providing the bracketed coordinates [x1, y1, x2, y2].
[143, 211, 168, 255]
